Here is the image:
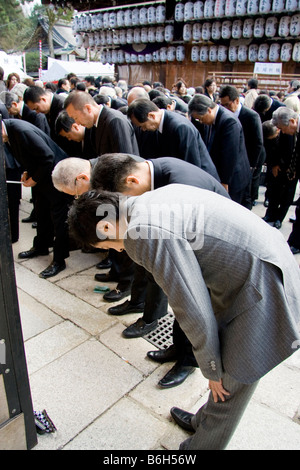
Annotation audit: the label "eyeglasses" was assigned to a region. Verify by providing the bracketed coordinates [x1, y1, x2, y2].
[74, 178, 79, 199]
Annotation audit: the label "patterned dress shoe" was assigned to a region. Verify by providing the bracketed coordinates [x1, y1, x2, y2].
[39, 261, 66, 279]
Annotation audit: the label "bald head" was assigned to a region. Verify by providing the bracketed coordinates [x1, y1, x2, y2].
[64, 90, 100, 127]
[127, 86, 150, 105]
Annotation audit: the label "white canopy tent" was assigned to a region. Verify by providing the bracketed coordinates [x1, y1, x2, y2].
[41, 58, 114, 82]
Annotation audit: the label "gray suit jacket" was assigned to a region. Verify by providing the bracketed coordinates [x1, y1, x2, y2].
[124, 184, 300, 384]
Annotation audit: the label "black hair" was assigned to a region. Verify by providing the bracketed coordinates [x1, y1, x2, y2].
[91, 153, 139, 193]
[127, 99, 159, 123]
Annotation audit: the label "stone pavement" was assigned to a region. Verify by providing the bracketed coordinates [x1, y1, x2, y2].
[12, 185, 300, 451]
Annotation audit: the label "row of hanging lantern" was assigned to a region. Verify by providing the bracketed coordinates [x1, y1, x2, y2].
[191, 41, 300, 62]
[75, 13, 299, 48]
[73, 4, 166, 33]
[175, 0, 299, 21]
[183, 14, 300, 41]
[98, 41, 300, 64]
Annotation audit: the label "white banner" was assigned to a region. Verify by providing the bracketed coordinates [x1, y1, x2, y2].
[254, 62, 283, 75]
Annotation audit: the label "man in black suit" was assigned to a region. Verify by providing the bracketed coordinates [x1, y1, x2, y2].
[219, 85, 266, 208]
[2, 119, 72, 278]
[127, 99, 219, 181]
[90, 153, 230, 388]
[188, 94, 251, 206]
[272, 107, 300, 250]
[64, 91, 140, 301]
[253, 94, 285, 123]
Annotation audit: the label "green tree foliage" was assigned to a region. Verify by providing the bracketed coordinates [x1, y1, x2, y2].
[0, 0, 32, 52]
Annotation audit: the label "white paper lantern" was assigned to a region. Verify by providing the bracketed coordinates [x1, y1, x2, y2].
[133, 28, 141, 43]
[278, 16, 291, 37]
[194, 1, 204, 18]
[176, 45, 185, 61]
[222, 20, 232, 39]
[85, 15, 92, 31]
[265, 17, 278, 37]
[285, 0, 298, 10]
[191, 45, 200, 62]
[232, 19, 243, 39]
[243, 18, 254, 38]
[152, 51, 160, 62]
[167, 46, 176, 61]
[106, 30, 113, 45]
[126, 29, 134, 44]
[292, 42, 300, 62]
[214, 0, 226, 17]
[290, 14, 300, 36]
[248, 44, 259, 61]
[112, 50, 118, 63]
[238, 44, 248, 61]
[202, 22, 212, 40]
[175, 3, 185, 21]
[117, 50, 125, 64]
[73, 16, 79, 32]
[145, 53, 152, 63]
[116, 10, 125, 28]
[204, 0, 215, 17]
[130, 53, 137, 63]
[148, 6, 157, 24]
[225, 0, 237, 16]
[91, 15, 97, 31]
[94, 32, 101, 46]
[200, 45, 209, 61]
[78, 16, 84, 31]
[209, 45, 218, 62]
[258, 43, 269, 61]
[165, 24, 174, 42]
[280, 42, 293, 61]
[139, 7, 148, 25]
[75, 34, 83, 47]
[100, 51, 107, 63]
[100, 31, 106, 46]
[156, 26, 165, 42]
[228, 45, 238, 61]
[148, 27, 156, 43]
[88, 33, 95, 47]
[247, 0, 259, 14]
[184, 2, 194, 21]
[269, 43, 281, 61]
[113, 31, 120, 45]
[254, 18, 265, 38]
[131, 8, 140, 26]
[193, 23, 202, 40]
[124, 10, 132, 27]
[218, 45, 228, 62]
[109, 12, 117, 28]
[140, 27, 148, 43]
[212, 21, 222, 40]
[236, 0, 248, 14]
[125, 52, 131, 63]
[259, 0, 272, 12]
[272, 0, 285, 10]
[138, 54, 145, 63]
[183, 23, 193, 41]
[160, 47, 168, 62]
[103, 12, 109, 29]
[156, 5, 166, 23]
[119, 30, 126, 44]
[96, 13, 103, 29]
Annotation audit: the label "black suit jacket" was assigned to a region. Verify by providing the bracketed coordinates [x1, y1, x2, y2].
[4, 119, 68, 183]
[147, 110, 219, 181]
[94, 105, 140, 156]
[238, 106, 265, 169]
[200, 106, 251, 196]
[21, 103, 51, 136]
[150, 157, 230, 199]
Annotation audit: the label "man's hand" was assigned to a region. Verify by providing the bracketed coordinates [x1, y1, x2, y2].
[21, 171, 37, 187]
[209, 379, 230, 403]
[272, 165, 281, 178]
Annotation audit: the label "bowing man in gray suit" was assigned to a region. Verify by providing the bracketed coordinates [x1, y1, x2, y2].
[68, 184, 300, 450]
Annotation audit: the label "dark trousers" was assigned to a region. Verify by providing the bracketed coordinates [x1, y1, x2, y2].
[109, 250, 134, 288]
[265, 173, 298, 223]
[6, 168, 22, 243]
[288, 193, 300, 249]
[33, 178, 71, 263]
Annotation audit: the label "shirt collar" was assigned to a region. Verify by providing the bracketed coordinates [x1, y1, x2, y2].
[94, 104, 103, 127]
[158, 109, 165, 133]
[146, 160, 154, 191]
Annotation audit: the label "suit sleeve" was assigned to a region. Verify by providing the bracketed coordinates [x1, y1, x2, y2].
[17, 131, 54, 183]
[124, 225, 223, 381]
[109, 117, 139, 154]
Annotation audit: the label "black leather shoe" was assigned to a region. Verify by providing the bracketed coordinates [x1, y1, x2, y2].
[122, 318, 158, 338]
[159, 364, 195, 388]
[108, 300, 144, 315]
[18, 247, 49, 259]
[170, 407, 195, 432]
[147, 345, 178, 364]
[94, 272, 118, 282]
[273, 220, 282, 229]
[96, 258, 112, 269]
[39, 261, 66, 279]
[22, 215, 36, 223]
[103, 286, 131, 302]
[290, 246, 300, 255]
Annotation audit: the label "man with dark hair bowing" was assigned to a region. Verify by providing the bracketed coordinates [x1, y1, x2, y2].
[67, 185, 300, 450]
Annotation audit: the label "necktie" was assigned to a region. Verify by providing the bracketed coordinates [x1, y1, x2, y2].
[287, 132, 298, 181]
